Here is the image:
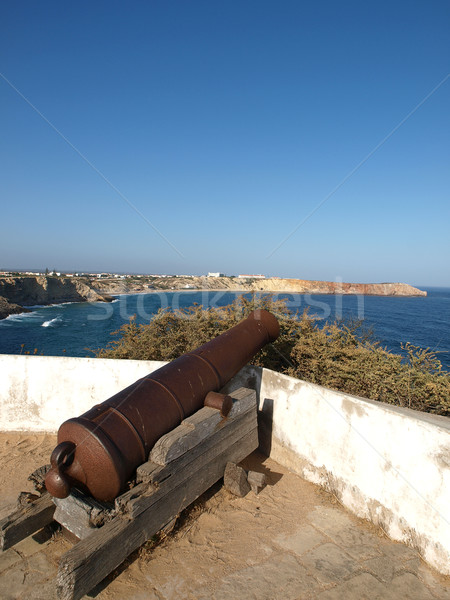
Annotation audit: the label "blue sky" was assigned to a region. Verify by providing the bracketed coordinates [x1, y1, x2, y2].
[1, 1, 449, 286]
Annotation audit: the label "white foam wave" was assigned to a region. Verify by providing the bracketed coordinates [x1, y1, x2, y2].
[24, 301, 76, 309]
[2, 311, 41, 323]
[42, 317, 62, 328]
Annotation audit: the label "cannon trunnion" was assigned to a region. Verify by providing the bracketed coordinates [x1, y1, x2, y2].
[45, 309, 280, 502]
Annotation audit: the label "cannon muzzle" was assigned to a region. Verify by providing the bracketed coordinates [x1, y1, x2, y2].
[45, 309, 279, 501]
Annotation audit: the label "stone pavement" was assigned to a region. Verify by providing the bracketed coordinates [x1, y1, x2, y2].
[1, 452, 449, 600]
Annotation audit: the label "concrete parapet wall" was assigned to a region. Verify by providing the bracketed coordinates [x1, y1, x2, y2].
[0, 355, 449, 575]
[0, 354, 167, 431]
[224, 365, 450, 577]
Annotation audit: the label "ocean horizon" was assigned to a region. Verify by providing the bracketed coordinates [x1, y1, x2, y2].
[0, 287, 449, 371]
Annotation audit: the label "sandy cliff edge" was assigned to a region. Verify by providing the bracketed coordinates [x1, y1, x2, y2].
[92, 276, 427, 298]
[0, 276, 426, 319]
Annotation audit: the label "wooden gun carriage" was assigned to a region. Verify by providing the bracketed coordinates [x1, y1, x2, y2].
[0, 309, 279, 599]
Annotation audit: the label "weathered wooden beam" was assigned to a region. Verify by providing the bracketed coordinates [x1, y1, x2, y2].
[123, 410, 257, 517]
[57, 430, 257, 600]
[120, 388, 257, 513]
[131, 419, 257, 519]
[0, 492, 55, 551]
[53, 489, 115, 540]
[28, 464, 51, 494]
[150, 387, 256, 465]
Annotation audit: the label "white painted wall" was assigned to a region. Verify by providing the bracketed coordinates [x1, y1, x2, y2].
[225, 366, 450, 577]
[0, 355, 166, 431]
[0, 355, 449, 575]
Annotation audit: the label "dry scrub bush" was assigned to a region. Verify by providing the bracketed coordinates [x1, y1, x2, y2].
[95, 296, 450, 416]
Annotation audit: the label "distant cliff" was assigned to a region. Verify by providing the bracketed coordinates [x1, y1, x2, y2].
[0, 277, 112, 320]
[245, 279, 427, 296]
[92, 276, 427, 297]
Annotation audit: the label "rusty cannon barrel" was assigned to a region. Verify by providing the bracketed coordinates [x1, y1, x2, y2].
[45, 309, 279, 502]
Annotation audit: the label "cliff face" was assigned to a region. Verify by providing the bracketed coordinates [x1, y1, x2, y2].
[0, 296, 30, 320]
[0, 277, 111, 319]
[246, 279, 427, 296]
[92, 276, 426, 297]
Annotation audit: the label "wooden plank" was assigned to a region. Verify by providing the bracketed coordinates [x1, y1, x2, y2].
[150, 388, 256, 465]
[116, 411, 256, 514]
[127, 412, 257, 518]
[57, 428, 258, 600]
[139, 409, 256, 486]
[0, 493, 55, 551]
[120, 388, 256, 511]
[53, 490, 115, 540]
[135, 460, 161, 484]
[225, 387, 257, 404]
[28, 464, 51, 494]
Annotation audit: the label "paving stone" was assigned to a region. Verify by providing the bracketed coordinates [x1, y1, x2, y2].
[389, 573, 436, 599]
[325, 525, 381, 560]
[307, 507, 354, 533]
[363, 555, 396, 583]
[143, 575, 185, 600]
[0, 549, 22, 574]
[189, 586, 214, 600]
[400, 556, 422, 574]
[0, 564, 27, 600]
[23, 551, 54, 583]
[300, 542, 359, 585]
[12, 534, 50, 558]
[211, 553, 322, 600]
[380, 540, 420, 562]
[415, 565, 450, 600]
[316, 572, 389, 599]
[274, 525, 326, 556]
[20, 579, 58, 600]
[0, 550, 55, 600]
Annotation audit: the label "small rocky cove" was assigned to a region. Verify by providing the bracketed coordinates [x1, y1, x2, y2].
[0, 277, 112, 320]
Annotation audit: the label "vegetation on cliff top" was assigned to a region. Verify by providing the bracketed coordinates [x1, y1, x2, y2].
[94, 295, 450, 417]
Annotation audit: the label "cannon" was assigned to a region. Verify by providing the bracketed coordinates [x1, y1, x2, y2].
[45, 308, 280, 502]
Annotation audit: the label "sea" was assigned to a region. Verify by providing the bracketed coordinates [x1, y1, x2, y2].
[0, 288, 449, 371]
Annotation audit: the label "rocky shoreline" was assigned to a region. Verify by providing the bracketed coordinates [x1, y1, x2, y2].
[0, 275, 426, 320]
[0, 276, 113, 320]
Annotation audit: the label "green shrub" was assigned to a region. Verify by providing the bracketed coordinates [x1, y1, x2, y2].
[93, 295, 450, 416]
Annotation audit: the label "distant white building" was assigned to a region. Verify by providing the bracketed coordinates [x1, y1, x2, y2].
[237, 274, 265, 279]
[207, 272, 225, 278]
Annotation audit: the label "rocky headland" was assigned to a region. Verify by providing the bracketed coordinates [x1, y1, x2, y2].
[0, 296, 30, 320]
[0, 277, 112, 320]
[92, 276, 427, 298]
